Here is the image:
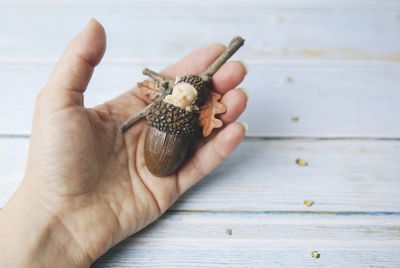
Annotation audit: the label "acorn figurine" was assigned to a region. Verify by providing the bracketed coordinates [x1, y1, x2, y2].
[118, 36, 245, 176]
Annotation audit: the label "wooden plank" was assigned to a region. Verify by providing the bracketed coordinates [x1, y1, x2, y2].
[1, 138, 399, 212]
[4, 0, 400, 8]
[93, 212, 400, 267]
[96, 249, 400, 267]
[1, 62, 399, 137]
[0, 5, 399, 61]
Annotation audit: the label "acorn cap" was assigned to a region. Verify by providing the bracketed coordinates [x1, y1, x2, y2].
[176, 75, 210, 107]
[147, 100, 200, 138]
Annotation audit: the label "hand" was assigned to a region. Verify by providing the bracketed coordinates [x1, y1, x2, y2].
[0, 19, 247, 267]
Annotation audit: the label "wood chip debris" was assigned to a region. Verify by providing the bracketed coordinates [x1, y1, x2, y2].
[311, 251, 320, 259]
[304, 200, 314, 207]
[291, 116, 300, 122]
[296, 158, 308, 166]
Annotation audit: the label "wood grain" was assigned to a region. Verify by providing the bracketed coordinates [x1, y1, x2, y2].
[92, 212, 400, 267]
[0, 4, 399, 61]
[0, 2, 399, 266]
[1, 138, 399, 212]
[1, 62, 399, 137]
[4, 0, 400, 8]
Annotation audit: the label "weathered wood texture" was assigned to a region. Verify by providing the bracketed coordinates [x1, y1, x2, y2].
[1, 62, 400, 137]
[0, 3, 399, 61]
[0, 1, 399, 267]
[93, 212, 400, 267]
[1, 138, 399, 212]
[0, 3, 399, 137]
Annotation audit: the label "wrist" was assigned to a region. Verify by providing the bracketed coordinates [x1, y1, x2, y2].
[0, 183, 91, 268]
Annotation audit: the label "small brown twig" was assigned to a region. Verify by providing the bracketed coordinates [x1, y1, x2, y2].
[117, 105, 151, 133]
[199, 36, 245, 81]
[142, 68, 174, 91]
[118, 69, 174, 133]
[118, 87, 174, 133]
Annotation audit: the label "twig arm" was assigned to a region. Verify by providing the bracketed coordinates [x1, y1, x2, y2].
[118, 104, 153, 133]
[143, 68, 174, 90]
[118, 69, 174, 133]
[200, 36, 245, 81]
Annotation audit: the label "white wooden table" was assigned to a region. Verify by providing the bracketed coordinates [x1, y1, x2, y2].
[1, 1, 400, 267]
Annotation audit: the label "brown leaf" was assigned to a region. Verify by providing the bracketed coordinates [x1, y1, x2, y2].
[137, 80, 161, 101]
[199, 91, 227, 137]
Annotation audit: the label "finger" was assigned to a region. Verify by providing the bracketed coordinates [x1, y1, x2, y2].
[162, 50, 247, 95]
[161, 44, 226, 77]
[211, 61, 247, 94]
[114, 43, 246, 123]
[40, 19, 106, 108]
[114, 44, 226, 113]
[130, 44, 246, 99]
[193, 87, 248, 151]
[219, 88, 248, 124]
[177, 122, 247, 194]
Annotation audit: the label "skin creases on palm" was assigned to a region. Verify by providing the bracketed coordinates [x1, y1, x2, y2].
[21, 20, 248, 264]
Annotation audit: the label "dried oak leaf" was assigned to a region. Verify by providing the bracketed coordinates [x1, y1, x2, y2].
[199, 91, 227, 137]
[137, 79, 161, 101]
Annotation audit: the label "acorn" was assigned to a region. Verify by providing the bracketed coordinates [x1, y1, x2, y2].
[144, 76, 208, 176]
[118, 36, 245, 177]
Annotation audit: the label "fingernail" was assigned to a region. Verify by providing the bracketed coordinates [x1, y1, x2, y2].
[83, 18, 99, 31]
[238, 122, 249, 132]
[238, 60, 248, 74]
[237, 87, 249, 98]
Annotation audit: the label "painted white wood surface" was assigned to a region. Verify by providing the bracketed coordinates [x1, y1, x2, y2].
[1, 138, 399, 212]
[1, 62, 400, 137]
[0, 3, 399, 61]
[93, 212, 400, 267]
[0, 1, 399, 267]
[0, 2, 399, 137]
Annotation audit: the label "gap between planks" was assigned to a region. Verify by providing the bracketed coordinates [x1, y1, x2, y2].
[1, 207, 400, 216]
[0, 59, 399, 68]
[1, 134, 400, 141]
[167, 210, 400, 216]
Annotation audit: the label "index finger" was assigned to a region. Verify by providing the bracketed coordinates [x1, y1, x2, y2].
[160, 44, 247, 95]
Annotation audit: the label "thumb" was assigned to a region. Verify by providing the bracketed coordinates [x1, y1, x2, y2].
[39, 19, 106, 109]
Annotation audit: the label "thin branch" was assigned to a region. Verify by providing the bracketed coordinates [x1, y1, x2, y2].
[117, 69, 176, 133]
[117, 104, 153, 133]
[118, 85, 174, 133]
[200, 36, 245, 81]
[142, 68, 174, 90]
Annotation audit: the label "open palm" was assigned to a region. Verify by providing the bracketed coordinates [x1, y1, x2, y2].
[22, 20, 247, 265]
